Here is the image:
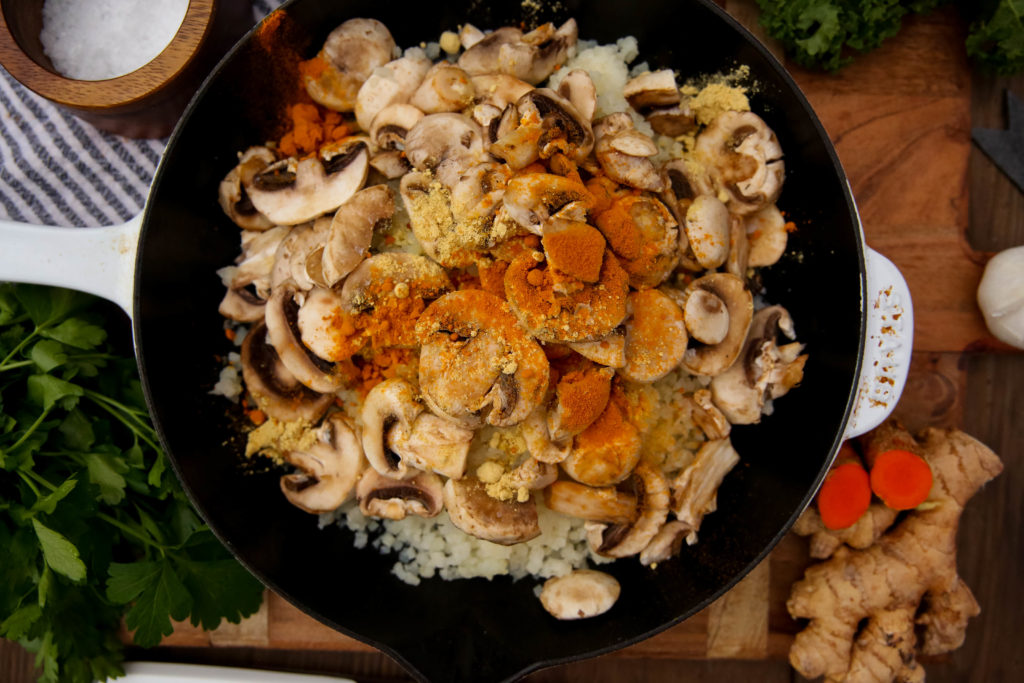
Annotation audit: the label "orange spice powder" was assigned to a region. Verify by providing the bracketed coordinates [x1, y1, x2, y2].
[541, 222, 606, 283]
[554, 365, 613, 435]
[593, 198, 643, 261]
[278, 103, 352, 157]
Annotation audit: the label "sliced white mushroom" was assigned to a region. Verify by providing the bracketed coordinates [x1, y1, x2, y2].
[240, 321, 334, 422]
[245, 139, 369, 226]
[683, 287, 730, 345]
[457, 19, 577, 85]
[685, 388, 731, 441]
[280, 414, 366, 514]
[501, 172, 594, 235]
[684, 195, 731, 270]
[593, 113, 664, 192]
[354, 50, 431, 131]
[218, 287, 265, 323]
[726, 213, 750, 279]
[471, 102, 503, 129]
[567, 330, 627, 369]
[562, 399, 641, 487]
[709, 305, 806, 423]
[369, 151, 410, 179]
[586, 462, 670, 558]
[491, 88, 595, 168]
[295, 286, 348, 362]
[403, 113, 487, 187]
[322, 184, 394, 286]
[268, 219, 329, 292]
[746, 203, 788, 268]
[660, 158, 715, 226]
[218, 146, 277, 231]
[646, 104, 697, 138]
[470, 73, 533, 111]
[546, 364, 614, 441]
[264, 281, 349, 393]
[540, 570, 620, 620]
[360, 377, 424, 480]
[520, 405, 572, 464]
[556, 69, 597, 122]
[505, 456, 558, 491]
[459, 23, 486, 50]
[623, 69, 680, 110]
[443, 476, 541, 545]
[669, 438, 740, 545]
[638, 520, 692, 566]
[409, 62, 476, 114]
[357, 469, 444, 520]
[695, 110, 785, 215]
[386, 412, 474, 479]
[545, 481, 637, 524]
[305, 18, 396, 112]
[369, 103, 425, 152]
[416, 290, 550, 428]
[620, 289, 688, 383]
[337, 252, 452, 313]
[218, 226, 290, 320]
[680, 273, 753, 377]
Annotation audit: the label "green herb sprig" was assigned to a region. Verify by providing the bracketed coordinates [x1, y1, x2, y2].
[0, 284, 263, 682]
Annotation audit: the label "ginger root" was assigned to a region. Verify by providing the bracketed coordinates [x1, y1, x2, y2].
[793, 502, 898, 559]
[786, 427, 1002, 682]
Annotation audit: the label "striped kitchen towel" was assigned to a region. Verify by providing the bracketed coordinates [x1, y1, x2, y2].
[0, 0, 280, 228]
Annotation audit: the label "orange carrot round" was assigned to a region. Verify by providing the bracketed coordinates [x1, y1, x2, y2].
[817, 444, 872, 530]
[869, 449, 933, 510]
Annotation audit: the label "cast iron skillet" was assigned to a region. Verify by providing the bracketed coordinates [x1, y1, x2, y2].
[135, 0, 864, 680]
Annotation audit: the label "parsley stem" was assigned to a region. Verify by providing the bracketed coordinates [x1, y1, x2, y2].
[18, 470, 42, 498]
[7, 407, 52, 452]
[83, 392, 160, 452]
[0, 359, 34, 373]
[0, 325, 40, 369]
[97, 512, 168, 554]
[24, 469, 57, 491]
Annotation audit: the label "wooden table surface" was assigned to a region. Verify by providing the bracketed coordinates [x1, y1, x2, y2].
[3, 2, 1023, 682]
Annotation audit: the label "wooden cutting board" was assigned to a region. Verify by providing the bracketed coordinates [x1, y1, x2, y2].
[157, 1, 1006, 661]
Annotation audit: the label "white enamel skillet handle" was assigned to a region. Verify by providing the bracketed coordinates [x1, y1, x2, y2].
[0, 216, 913, 437]
[844, 246, 914, 439]
[0, 217, 142, 319]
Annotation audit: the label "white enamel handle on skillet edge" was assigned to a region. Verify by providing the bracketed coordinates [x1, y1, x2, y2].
[0, 215, 912, 439]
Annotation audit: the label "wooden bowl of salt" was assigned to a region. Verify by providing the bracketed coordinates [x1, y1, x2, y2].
[0, 0, 251, 138]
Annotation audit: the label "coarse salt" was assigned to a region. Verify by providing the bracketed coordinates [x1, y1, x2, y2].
[40, 0, 189, 81]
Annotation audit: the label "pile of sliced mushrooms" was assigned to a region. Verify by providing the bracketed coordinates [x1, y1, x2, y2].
[216, 17, 807, 621]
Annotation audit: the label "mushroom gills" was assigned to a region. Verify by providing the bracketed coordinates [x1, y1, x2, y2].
[357, 469, 445, 520]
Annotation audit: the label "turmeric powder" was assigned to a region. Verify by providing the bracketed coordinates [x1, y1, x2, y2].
[278, 102, 352, 157]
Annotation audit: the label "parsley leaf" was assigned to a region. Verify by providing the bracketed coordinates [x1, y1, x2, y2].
[118, 562, 193, 648]
[32, 519, 87, 583]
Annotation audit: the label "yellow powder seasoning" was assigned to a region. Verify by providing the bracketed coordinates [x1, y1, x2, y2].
[244, 418, 318, 461]
[676, 65, 755, 149]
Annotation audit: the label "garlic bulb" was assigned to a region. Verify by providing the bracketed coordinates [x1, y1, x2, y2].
[977, 245, 1024, 349]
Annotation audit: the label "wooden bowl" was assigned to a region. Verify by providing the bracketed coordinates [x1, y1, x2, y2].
[0, 0, 251, 138]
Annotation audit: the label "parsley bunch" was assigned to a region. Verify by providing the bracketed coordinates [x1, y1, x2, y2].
[0, 284, 263, 682]
[756, 0, 1024, 74]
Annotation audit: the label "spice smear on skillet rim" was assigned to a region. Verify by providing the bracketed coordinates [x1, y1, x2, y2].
[211, 15, 807, 619]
